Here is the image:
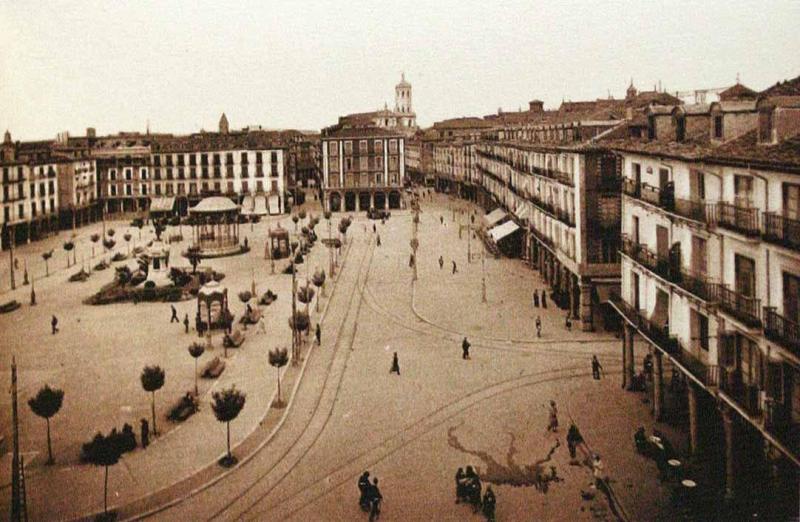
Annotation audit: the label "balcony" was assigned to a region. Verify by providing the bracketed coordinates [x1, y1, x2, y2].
[620, 235, 717, 302]
[714, 202, 760, 237]
[711, 284, 761, 328]
[640, 182, 673, 208]
[670, 197, 710, 223]
[763, 212, 800, 252]
[622, 177, 641, 198]
[763, 307, 800, 358]
[719, 367, 762, 417]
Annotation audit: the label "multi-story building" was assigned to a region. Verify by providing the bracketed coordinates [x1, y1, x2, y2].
[337, 74, 418, 137]
[150, 124, 288, 216]
[1, 132, 61, 248]
[94, 133, 157, 215]
[608, 77, 800, 515]
[320, 125, 405, 212]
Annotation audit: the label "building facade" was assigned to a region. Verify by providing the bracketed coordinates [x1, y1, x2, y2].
[320, 126, 405, 212]
[609, 85, 800, 515]
[337, 74, 418, 137]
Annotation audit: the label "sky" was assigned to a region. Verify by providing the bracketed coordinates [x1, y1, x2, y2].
[2, 0, 799, 141]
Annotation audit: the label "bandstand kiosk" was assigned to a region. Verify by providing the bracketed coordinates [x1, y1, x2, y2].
[188, 197, 243, 258]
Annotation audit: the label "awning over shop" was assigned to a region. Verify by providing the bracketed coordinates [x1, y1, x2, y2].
[515, 203, 531, 222]
[254, 195, 268, 216]
[268, 194, 280, 215]
[149, 196, 175, 213]
[488, 220, 520, 242]
[240, 195, 255, 215]
[483, 208, 507, 228]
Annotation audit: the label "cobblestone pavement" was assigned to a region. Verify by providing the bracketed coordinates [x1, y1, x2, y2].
[148, 193, 688, 522]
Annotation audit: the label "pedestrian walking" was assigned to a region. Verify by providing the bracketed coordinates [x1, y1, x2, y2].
[462, 337, 471, 359]
[51, 315, 59, 335]
[567, 423, 583, 462]
[455, 467, 465, 503]
[535, 316, 542, 338]
[368, 477, 383, 522]
[591, 355, 603, 380]
[376, 234, 381, 247]
[257, 316, 267, 334]
[565, 313, 572, 331]
[482, 486, 496, 521]
[170, 304, 179, 323]
[140, 418, 150, 449]
[439, 256, 444, 269]
[440, 215, 444, 225]
[533, 289, 539, 307]
[592, 454, 605, 487]
[183, 313, 190, 333]
[373, 223, 377, 233]
[541, 290, 547, 308]
[358, 471, 371, 511]
[315, 323, 322, 345]
[452, 260, 457, 274]
[390, 352, 400, 375]
[409, 253, 415, 268]
[547, 400, 559, 432]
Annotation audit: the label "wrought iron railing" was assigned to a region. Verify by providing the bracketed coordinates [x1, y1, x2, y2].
[671, 197, 709, 223]
[711, 284, 761, 327]
[763, 212, 800, 252]
[763, 307, 800, 358]
[714, 202, 760, 237]
[719, 367, 762, 417]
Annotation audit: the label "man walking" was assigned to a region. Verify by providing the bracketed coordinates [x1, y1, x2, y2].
[547, 400, 559, 432]
[315, 323, 322, 346]
[535, 316, 542, 338]
[51, 315, 59, 335]
[462, 337, 471, 360]
[439, 256, 444, 270]
[390, 352, 400, 375]
[452, 260, 457, 274]
[183, 313, 190, 333]
[170, 304, 179, 323]
[140, 418, 150, 449]
[591, 355, 603, 380]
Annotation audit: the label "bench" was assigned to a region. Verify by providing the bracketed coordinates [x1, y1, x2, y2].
[201, 356, 226, 378]
[223, 329, 246, 348]
[239, 307, 263, 325]
[167, 393, 199, 422]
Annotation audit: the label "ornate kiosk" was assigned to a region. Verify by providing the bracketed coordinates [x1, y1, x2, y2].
[197, 280, 231, 331]
[187, 197, 244, 258]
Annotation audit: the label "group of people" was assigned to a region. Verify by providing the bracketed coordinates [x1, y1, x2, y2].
[358, 471, 383, 521]
[455, 466, 496, 521]
[438, 255, 458, 274]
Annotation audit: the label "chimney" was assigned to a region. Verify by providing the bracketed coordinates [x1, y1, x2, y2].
[528, 100, 544, 112]
[86, 127, 96, 138]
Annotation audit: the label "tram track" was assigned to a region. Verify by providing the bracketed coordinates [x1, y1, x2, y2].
[202, 237, 377, 521]
[242, 364, 624, 521]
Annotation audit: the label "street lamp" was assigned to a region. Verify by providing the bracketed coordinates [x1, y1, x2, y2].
[481, 248, 487, 304]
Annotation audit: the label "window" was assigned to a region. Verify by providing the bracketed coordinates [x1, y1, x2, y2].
[329, 142, 338, 156]
[735, 254, 756, 298]
[213, 154, 221, 166]
[783, 183, 800, 220]
[389, 140, 398, 154]
[344, 141, 353, 154]
[647, 116, 656, 140]
[18, 204, 23, 218]
[189, 155, 196, 166]
[110, 186, 117, 196]
[734, 175, 754, 207]
[31, 202, 37, 217]
[271, 163, 278, 177]
[345, 158, 352, 172]
[389, 156, 398, 171]
[784, 272, 800, 324]
[714, 115, 723, 139]
[125, 168, 132, 180]
[256, 152, 263, 164]
[49, 198, 54, 211]
[376, 156, 384, 169]
[271, 151, 278, 163]
[690, 309, 709, 351]
[359, 140, 368, 154]
[140, 168, 148, 179]
[359, 157, 368, 171]
[109, 168, 117, 180]
[375, 173, 382, 184]
[373, 140, 383, 153]
[226, 153, 233, 165]
[201, 154, 208, 166]
[676, 116, 686, 142]
[141, 184, 148, 195]
[241, 152, 248, 164]
[155, 184, 161, 195]
[177, 155, 185, 167]
[759, 110, 774, 143]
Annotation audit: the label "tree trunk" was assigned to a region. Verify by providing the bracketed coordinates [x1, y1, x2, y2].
[45, 260, 49, 277]
[277, 367, 282, 403]
[151, 391, 157, 435]
[226, 421, 231, 460]
[104, 465, 109, 515]
[46, 417, 53, 464]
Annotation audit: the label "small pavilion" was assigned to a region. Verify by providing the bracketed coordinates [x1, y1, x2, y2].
[188, 197, 243, 257]
[269, 225, 291, 259]
[197, 280, 230, 331]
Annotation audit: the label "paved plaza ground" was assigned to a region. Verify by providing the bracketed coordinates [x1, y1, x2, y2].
[1, 193, 691, 521]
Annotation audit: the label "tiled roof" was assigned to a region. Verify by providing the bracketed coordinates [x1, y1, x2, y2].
[322, 126, 403, 139]
[432, 117, 493, 129]
[151, 130, 288, 153]
[761, 74, 800, 96]
[719, 83, 757, 101]
[708, 129, 800, 171]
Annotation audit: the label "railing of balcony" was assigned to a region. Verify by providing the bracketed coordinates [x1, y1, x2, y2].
[711, 283, 761, 327]
[713, 202, 760, 237]
[763, 307, 800, 358]
[763, 212, 800, 252]
[622, 177, 640, 198]
[671, 197, 709, 223]
[621, 235, 718, 302]
[719, 366, 762, 417]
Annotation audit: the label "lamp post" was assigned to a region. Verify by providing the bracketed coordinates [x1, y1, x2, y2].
[481, 249, 487, 304]
[290, 240, 298, 365]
